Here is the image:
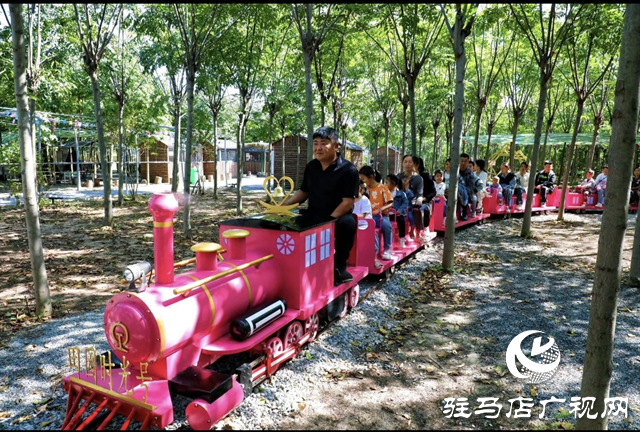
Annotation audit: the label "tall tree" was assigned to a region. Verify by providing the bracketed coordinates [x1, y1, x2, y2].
[586, 74, 611, 172]
[173, 3, 234, 235]
[556, 8, 617, 220]
[540, 79, 565, 164]
[104, 7, 147, 206]
[469, 6, 513, 161]
[291, 3, 345, 162]
[362, 4, 445, 155]
[502, 40, 536, 170]
[577, 5, 640, 430]
[365, 54, 397, 179]
[10, 3, 51, 317]
[222, 4, 269, 215]
[440, 3, 477, 270]
[73, 3, 122, 227]
[510, 3, 582, 238]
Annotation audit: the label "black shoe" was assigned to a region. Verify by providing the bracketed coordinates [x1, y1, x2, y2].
[334, 267, 353, 286]
[460, 205, 468, 221]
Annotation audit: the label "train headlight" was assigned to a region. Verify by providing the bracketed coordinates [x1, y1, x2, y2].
[123, 261, 152, 292]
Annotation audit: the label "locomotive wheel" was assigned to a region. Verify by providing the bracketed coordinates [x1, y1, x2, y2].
[338, 294, 349, 319]
[348, 285, 360, 309]
[283, 322, 304, 349]
[305, 313, 319, 342]
[266, 337, 284, 357]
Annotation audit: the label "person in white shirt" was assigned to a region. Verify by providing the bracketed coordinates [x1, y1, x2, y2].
[353, 182, 372, 229]
[594, 165, 608, 207]
[514, 161, 530, 210]
[474, 159, 488, 214]
[433, 170, 446, 197]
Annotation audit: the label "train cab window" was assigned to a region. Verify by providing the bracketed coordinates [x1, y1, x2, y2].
[319, 228, 331, 261]
[305, 233, 317, 268]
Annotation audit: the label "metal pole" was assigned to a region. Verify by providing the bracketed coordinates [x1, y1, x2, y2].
[74, 128, 81, 191]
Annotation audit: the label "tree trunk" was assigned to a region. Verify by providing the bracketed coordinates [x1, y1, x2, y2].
[473, 103, 484, 161]
[541, 121, 552, 165]
[401, 104, 407, 156]
[510, 113, 520, 170]
[10, 3, 52, 318]
[588, 115, 602, 172]
[212, 113, 218, 200]
[557, 100, 584, 221]
[521, 66, 549, 238]
[183, 70, 195, 237]
[485, 122, 494, 161]
[442, 11, 469, 270]
[172, 108, 181, 193]
[89, 71, 112, 226]
[303, 49, 314, 162]
[408, 78, 417, 155]
[29, 98, 38, 191]
[236, 112, 247, 215]
[578, 6, 640, 429]
[433, 123, 440, 172]
[383, 120, 389, 180]
[117, 101, 124, 206]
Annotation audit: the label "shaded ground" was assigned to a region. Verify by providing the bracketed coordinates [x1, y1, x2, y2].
[0, 185, 266, 343]
[275, 213, 639, 431]
[1, 187, 639, 430]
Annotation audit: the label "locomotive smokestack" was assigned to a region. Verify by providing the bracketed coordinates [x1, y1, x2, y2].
[222, 229, 250, 260]
[149, 192, 179, 285]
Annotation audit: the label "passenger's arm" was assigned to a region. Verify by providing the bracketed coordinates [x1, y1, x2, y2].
[331, 197, 354, 218]
[285, 190, 309, 206]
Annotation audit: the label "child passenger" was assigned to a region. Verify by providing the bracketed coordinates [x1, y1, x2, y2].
[359, 166, 393, 264]
[353, 181, 372, 229]
[487, 176, 503, 203]
[386, 174, 409, 249]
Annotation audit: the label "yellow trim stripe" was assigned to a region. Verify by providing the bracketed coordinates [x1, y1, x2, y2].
[155, 317, 166, 359]
[183, 275, 216, 331]
[224, 263, 252, 308]
[70, 377, 157, 410]
[153, 221, 173, 228]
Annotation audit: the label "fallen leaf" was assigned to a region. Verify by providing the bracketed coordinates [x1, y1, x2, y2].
[559, 422, 574, 430]
[40, 420, 54, 428]
[298, 402, 306, 411]
[349, 340, 359, 347]
[378, 328, 388, 336]
[0, 412, 10, 418]
[531, 387, 538, 397]
[436, 351, 448, 358]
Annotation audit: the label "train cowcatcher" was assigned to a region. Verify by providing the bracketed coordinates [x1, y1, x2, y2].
[60, 176, 425, 430]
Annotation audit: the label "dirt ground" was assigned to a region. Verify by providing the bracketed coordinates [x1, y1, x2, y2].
[0, 187, 266, 344]
[276, 214, 637, 431]
[0, 190, 637, 430]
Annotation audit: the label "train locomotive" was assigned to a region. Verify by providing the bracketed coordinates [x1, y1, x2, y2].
[60, 177, 425, 430]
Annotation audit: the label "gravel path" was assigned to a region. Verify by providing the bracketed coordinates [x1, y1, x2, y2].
[0, 212, 638, 430]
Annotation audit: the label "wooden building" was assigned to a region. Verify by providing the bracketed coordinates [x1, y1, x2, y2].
[374, 145, 402, 175]
[139, 137, 173, 184]
[271, 134, 310, 186]
[271, 134, 365, 186]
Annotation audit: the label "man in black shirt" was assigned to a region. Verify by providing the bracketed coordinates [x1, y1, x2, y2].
[285, 127, 360, 285]
[535, 160, 556, 206]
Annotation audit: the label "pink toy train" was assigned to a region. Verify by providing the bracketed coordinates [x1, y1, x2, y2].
[60, 192, 425, 430]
